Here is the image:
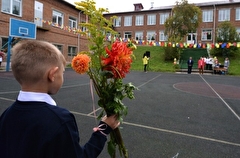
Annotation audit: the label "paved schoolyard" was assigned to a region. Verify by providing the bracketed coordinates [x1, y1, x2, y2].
[0, 69, 240, 158]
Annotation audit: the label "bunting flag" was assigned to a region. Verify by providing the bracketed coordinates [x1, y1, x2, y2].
[132, 40, 240, 49]
[34, 18, 240, 48]
[35, 18, 83, 36]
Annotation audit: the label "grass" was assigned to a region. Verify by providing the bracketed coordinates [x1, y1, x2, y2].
[131, 46, 176, 72]
[131, 46, 240, 76]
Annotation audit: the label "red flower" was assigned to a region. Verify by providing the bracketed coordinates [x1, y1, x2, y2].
[102, 41, 133, 78]
[72, 54, 91, 74]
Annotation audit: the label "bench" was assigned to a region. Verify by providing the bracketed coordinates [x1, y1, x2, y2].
[213, 67, 227, 75]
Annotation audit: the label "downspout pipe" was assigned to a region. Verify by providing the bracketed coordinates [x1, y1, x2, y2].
[213, 4, 216, 44]
[78, 11, 81, 53]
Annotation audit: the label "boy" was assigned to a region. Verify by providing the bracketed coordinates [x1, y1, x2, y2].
[0, 40, 119, 158]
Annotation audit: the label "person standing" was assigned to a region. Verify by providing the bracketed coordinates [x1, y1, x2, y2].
[198, 57, 205, 74]
[0, 55, 2, 67]
[224, 57, 230, 74]
[187, 57, 194, 74]
[142, 53, 149, 72]
[205, 57, 210, 70]
[208, 56, 213, 70]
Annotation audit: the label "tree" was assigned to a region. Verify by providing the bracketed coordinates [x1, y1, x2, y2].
[216, 21, 239, 43]
[163, 0, 202, 61]
[211, 21, 240, 58]
[164, 0, 202, 42]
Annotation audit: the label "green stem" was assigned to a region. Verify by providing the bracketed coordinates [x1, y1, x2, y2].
[110, 127, 128, 158]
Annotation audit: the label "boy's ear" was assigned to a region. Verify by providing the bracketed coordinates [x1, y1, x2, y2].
[48, 67, 59, 82]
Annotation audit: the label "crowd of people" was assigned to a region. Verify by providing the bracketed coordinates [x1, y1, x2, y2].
[187, 56, 230, 75]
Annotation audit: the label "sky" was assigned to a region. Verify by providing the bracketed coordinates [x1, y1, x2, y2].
[66, 0, 224, 12]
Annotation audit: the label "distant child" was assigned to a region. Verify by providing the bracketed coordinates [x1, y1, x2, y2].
[142, 52, 149, 72]
[0, 40, 120, 158]
[224, 57, 230, 74]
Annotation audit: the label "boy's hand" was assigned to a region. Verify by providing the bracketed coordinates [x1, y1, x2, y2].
[101, 115, 120, 129]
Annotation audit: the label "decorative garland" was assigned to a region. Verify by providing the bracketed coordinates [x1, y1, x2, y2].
[35, 18, 239, 49]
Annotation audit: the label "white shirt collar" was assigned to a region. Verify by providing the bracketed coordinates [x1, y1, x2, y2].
[17, 90, 57, 106]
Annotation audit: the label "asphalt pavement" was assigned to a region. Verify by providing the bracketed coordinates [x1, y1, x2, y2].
[0, 68, 240, 158]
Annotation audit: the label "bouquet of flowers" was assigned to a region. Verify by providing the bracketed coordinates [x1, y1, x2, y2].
[72, 0, 137, 157]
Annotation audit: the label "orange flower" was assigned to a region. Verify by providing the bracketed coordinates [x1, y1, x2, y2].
[102, 41, 133, 78]
[72, 54, 91, 74]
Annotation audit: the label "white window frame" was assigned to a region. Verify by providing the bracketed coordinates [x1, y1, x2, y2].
[159, 31, 167, 41]
[202, 10, 213, 22]
[147, 14, 156, 25]
[135, 31, 143, 40]
[114, 17, 121, 27]
[69, 16, 77, 28]
[147, 31, 156, 41]
[160, 13, 169, 25]
[135, 15, 144, 26]
[124, 16, 132, 26]
[201, 29, 212, 41]
[1, 0, 22, 16]
[236, 28, 240, 39]
[53, 10, 64, 26]
[236, 8, 240, 20]
[218, 9, 230, 21]
[34, 1, 43, 27]
[124, 32, 132, 39]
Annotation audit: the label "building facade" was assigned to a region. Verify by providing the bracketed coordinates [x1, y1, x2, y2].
[0, 0, 88, 62]
[104, 0, 240, 45]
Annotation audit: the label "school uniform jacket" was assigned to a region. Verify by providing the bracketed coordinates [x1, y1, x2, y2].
[0, 100, 112, 158]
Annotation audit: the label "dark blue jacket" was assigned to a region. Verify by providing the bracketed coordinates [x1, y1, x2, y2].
[0, 100, 112, 158]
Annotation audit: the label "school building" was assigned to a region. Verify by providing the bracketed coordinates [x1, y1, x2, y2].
[0, 0, 88, 62]
[104, 0, 240, 46]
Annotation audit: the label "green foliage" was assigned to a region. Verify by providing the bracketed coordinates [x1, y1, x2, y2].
[74, 1, 135, 157]
[216, 21, 239, 43]
[210, 47, 240, 58]
[163, 47, 182, 61]
[212, 21, 240, 58]
[164, 0, 202, 42]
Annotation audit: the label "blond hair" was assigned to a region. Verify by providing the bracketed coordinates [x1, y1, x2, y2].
[11, 40, 66, 84]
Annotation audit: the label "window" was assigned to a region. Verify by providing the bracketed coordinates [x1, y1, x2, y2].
[34, 1, 43, 27]
[53, 44, 63, 53]
[135, 15, 144, 26]
[236, 8, 240, 20]
[53, 10, 64, 26]
[1, 37, 8, 51]
[69, 17, 77, 28]
[80, 21, 87, 32]
[218, 9, 230, 21]
[106, 32, 112, 41]
[113, 17, 121, 27]
[147, 14, 156, 25]
[159, 31, 167, 41]
[1, 0, 22, 16]
[201, 29, 212, 41]
[236, 28, 240, 39]
[124, 16, 132, 26]
[160, 13, 169, 25]
[135, 31, 143, 40]
[68, 46, 77, 56]
[202, 10, 213, 22]
[124, 32, 132, 39]
[147, 31, 156, 41]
